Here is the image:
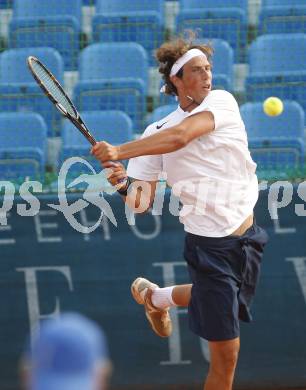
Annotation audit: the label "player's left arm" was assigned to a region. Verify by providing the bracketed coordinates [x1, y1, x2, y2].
[91, 111, 214, 161]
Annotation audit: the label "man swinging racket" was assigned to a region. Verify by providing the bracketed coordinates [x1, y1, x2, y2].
[91, 38, 268, 390]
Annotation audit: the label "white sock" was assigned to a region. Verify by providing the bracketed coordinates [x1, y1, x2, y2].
[151, 286, 176, 310]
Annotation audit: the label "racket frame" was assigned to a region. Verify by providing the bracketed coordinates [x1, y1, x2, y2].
[27, 56, 96, 146]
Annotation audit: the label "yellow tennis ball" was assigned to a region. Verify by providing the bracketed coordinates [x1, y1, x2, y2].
[263, 97, 284, 116]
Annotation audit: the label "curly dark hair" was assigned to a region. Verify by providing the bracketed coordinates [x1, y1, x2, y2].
[156, 36, 214, 96]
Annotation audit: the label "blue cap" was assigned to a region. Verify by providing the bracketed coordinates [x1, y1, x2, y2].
[29, 313, 108, 390]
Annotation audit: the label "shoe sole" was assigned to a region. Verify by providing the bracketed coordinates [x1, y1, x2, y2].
[131, 277, 158, 305]
[131, 278, 172, 338]
[131, 277, 146, 305]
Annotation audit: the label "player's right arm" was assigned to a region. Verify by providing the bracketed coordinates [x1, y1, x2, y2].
[102, 161, 157, 213]
[101, 122, 163, 213]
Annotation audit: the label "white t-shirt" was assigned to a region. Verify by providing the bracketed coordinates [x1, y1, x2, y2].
[127, 90, 258, 237]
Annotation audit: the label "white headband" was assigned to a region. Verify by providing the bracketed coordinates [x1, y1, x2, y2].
[160, 48, 207, 93]
[170, 48, 207, 76]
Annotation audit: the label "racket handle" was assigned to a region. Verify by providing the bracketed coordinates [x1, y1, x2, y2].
[105, 161, 127, 186]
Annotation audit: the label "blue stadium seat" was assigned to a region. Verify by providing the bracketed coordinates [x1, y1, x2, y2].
[262, 0, 305, 6]
[240, 101, 305, 171]
[74, 42, 148, 132]
[259, 0, 306, 35]
[0, 47, 64, 136]
[245, 34, 306, 117]
[147, 104, 177, 125]
[92, 0, 164, 65]
[61, 110, 133, 171]
[78, 43, 148, 84]
[9, 0, 82, 69]
[0, 112, 47, 181]
[176, 0, 248, 62]
[158, 84, 177, 107]
[211, 39, 234, 91]
[180, 0, 247, 7]
[0, 0, 12, 8]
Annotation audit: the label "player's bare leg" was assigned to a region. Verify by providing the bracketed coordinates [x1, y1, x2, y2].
[169, 285, 240, 390]
[204, 338, 240, 390]
[172, 284, 192, 307]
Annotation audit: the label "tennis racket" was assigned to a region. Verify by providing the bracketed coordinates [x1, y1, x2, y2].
[27, 56, 96, 146]
[27, 56, 127, 186]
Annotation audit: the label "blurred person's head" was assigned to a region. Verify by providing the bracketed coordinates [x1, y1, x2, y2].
[20, 313, 112, 390]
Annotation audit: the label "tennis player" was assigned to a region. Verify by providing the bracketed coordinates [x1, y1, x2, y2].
[91, 38, 268, 390]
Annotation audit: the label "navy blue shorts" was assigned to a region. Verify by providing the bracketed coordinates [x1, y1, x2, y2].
[183, 222, 268, 341]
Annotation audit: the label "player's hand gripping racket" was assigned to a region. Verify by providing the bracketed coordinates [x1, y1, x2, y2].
[27, 56, 127, 186]
[27, 56, 96, 145]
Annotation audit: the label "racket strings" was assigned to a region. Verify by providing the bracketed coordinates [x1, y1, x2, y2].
[31, 61, 77, 118]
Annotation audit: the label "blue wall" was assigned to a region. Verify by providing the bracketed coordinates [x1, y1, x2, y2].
[0, 186, 306, 389]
